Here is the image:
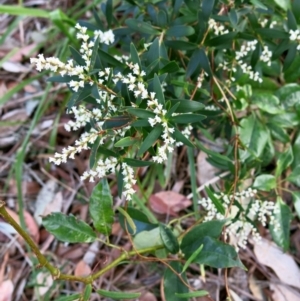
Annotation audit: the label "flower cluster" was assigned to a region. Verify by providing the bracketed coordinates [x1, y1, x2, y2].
[260, 45, 272, 66]
[208, 19, 229, 36]
[289, 29, 300, 50]
[122, 163, 137, 201]
[199, 188, 280, 250]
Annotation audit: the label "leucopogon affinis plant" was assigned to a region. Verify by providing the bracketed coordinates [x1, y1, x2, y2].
[1, 1, 298, 300]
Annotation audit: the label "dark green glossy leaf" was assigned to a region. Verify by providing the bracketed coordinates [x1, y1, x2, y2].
[103, 116, 131, 129]
[131, 119, 150, 127]
[165, 25, 195, 37]
[90, 136, 102, 168]
[98, 49, 126, 68]
[204, 186, 225, 215]
[146, 37, 168, 64]
[159, 61, 180, 74]
[202, 0, 215, 20]
[269, 197, 292, 252]
[127, 108, 156, 118]
[153, 74, 165, 105]
[89, 178, 114, 236]
[138, 125, 163, 156]
[275, 146, 294, 178]
[105, 0, 113, 27]
[274, 0, 291, 10]
[90, 36, 99, 71]
[69, 46, 85, 66]
[171, 113, 206, 124]
[206, 32, 237, 47]
[283, 44, 297, 71]
[47, 75, 75, 83]
[119, 207, 157, 235]
[184, 236, 245, 269]
[130, 43, 142, 69]
[229, 9, 238, 26]
[169, 99, 205, 113]
[164, 262, 189, 301]
[286, 165, 300, 187]
[256, 29, 289, 39]
[164, 40, 197, 50]
[253, 174, 276, 191]
[42, 213, 96, 243]
[181, 220, 226, 251]
[123, 158, 153, 167]
[97, 289, 141, 300]
[125, 19, 160, 35]
[159, 224, 179, 254]
[118, 207, 136, 234]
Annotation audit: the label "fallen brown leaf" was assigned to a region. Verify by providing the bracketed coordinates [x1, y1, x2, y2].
[0, 279, 14, 301]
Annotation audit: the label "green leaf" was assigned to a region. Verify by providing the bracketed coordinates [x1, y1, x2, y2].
[269, 197, 292, 252]
[165, 102, 180, 118]
[103, 116, 131, 130]
[253, 174, 277, 191]
[123, 158, 153, 167]
[83, 284, 92, 301]
[69, 46, 85, 66]
[114, 137, 139, 147]
[105, 0, 113, 27]
[202, 0, 215, 20]
[127, 108, 156, 119]
[170, 113, 206, 124]
[89, 136, 102, 168]
[164, 262, 189, 301]
[184, 236, 245, 269]
[137, 125, 163, 156]
[146, 37, 168, 64]
[204, 186, 225, 215]
[175, 291, 209, 298]
[252, 94, 283, 114]
[119, 207, 157, 235]
[54, 294, 81, 301]
[159, 61, 180, 74]
[181, 220, 226, 251]
[42, 213, 96, 243]
[165, 25, 195, 37]
[267, 123, 290, 144]
[291, 191, 300, 219]
[130, 43, 142, 69]
[169, 99, 205, 113]
[273, 0, 291, 11]
[164, 40, 197, 50]
[133, 227, 163, 249]
[90, 36, 100, 71]
[159, 224, 179, 254]
[97, 289, 141, 300]
[47, 75, 75, 83]
[125, 19, 160, 35]
[239, 114, 269, 161]
[256, 29, 289, 39]
[286, 165, 300, 187]
[172, 128, 194, 147]
[275, 146, 294, 178]
[153, 74, 165, 105]
[118, 207, 136, 234]
[250, 0, 268, 9]
[89, 178, 114, 236]
[283, 44, 297, 72]
[182, 244, 203, 273]
[98, 49, 126, 68]
[206, 32, 237, 47]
